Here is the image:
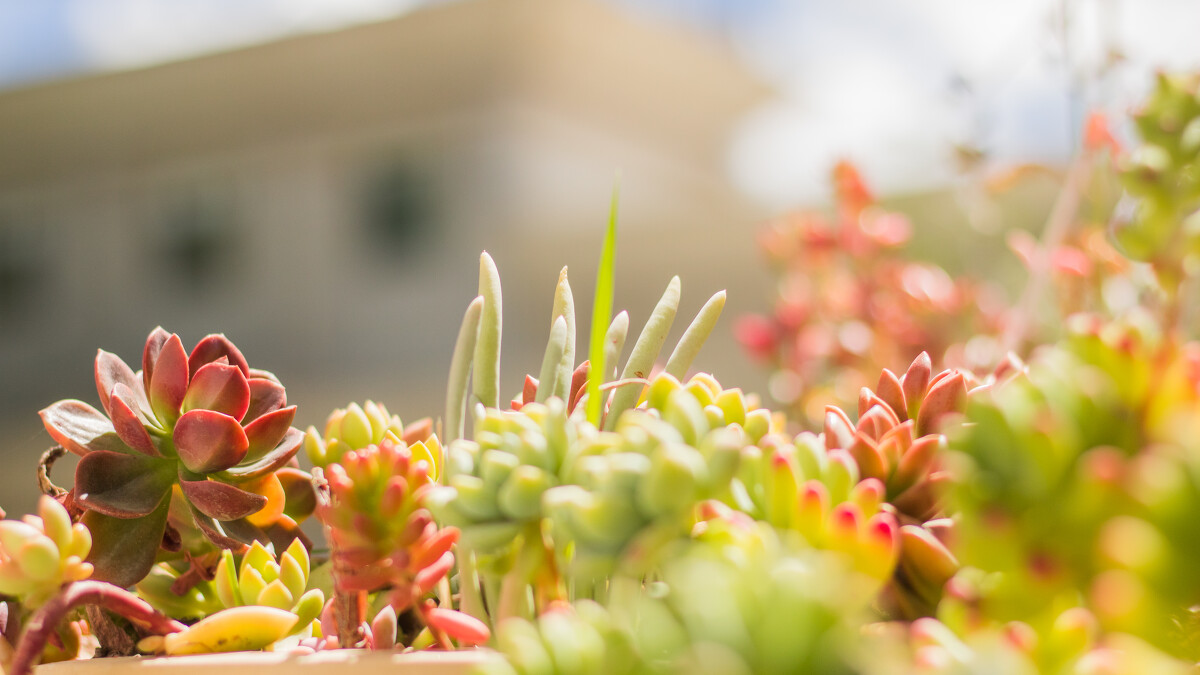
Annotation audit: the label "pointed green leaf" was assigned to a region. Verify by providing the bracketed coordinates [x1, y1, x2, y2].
[587, 185, 619, 427]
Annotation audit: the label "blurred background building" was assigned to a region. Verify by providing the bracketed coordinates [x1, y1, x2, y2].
[1, 0, 1198, 512]
[0, 0, 772, 511]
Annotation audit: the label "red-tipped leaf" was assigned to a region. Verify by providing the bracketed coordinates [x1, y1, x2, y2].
[902, 352, 932, 420]
[220, 428, 303, 481]
[183, 361, 251, 421]
[189, 334, 249, 378]
[108, 384, 161, 457]
[39, 400, 128, 456]
[174, 409, 250, 474]
[243, 406, 297, 462]
[94, 349, 140, 419]
[180, 478, 267, 521]
[243, 378, 287, 424]
[876, 368, 908, 422]
[148, 334, 189, 427]
[141, 327, 171, 394]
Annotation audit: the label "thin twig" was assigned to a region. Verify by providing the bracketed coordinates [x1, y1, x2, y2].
[37, 446, 68, 498]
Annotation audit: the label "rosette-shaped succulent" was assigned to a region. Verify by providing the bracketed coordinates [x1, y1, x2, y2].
[136, 540, 324, 655]
[39, 327, 308, 587]
[304, 400, 435, 470]
[0, 497, 93, 608]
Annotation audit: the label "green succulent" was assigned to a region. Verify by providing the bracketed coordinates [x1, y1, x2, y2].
[0, 497, 93, 608]
[949, 319, 1200, 658]
[304, 400, 435, 471]
[484, 531, 869, 675]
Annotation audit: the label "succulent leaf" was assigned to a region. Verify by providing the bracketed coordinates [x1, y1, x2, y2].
[180, 479, 268, 521]
[182, 362, 251, 421]
[39, 400, 127, 456]
[82, 498, 170, 588]
[74, 451, 174, 518]
[173, 410, 250, 474]
[148, 334, 189, 427]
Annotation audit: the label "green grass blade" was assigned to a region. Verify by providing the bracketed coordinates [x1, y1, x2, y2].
[586, 187, 620, 426]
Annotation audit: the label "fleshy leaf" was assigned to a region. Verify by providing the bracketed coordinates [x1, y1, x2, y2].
[243, 406, 297, 462]
[189, 334, 250, 379]
[74, 451, 174, 518]
[94, 349, 140, 418]
[39, 400, 128, 456]
[243, 379, 287, 424]
[183, 362, 251, 421]
[83, 497, 170, 588]
[189, 507, 264, 549]
[109, 383, 161, 456]
[149, 334, 189, 427]
[180, 478, 268, 521]
[220, 429, 303, 481]
[141, 327, 171, 395]
[278, 468, 317, 520]
[174, 410, 250, 474]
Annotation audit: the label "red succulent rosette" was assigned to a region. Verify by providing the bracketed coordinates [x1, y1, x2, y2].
[39, 327, 306, 587]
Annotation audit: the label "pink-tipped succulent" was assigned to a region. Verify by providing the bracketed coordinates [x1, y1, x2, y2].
[39, 327, 309, 588]
[820, 352, 989, 523]
[315, 437, 486, 649]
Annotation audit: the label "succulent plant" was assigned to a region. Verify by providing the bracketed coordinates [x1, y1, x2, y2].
[736, 162, 1004, 426]
[865, 608, 1190, 675]
[0, 498, 185, 675]
[314, 435, 485, 649]
[38, 327, 312, 587]
[135, 539, 324, 655]
[304, 400, 435, 470]
[485, 529, 870, 675]
[948, 320, 1200, 659]
[434, 244, 731, 627]
[0, 496, 93, 609]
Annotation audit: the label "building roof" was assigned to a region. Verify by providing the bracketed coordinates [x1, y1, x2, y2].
[0, 0, 771, 189]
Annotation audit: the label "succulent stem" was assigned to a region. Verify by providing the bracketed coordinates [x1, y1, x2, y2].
[456, 551, 487, 626]
[445, 296, 484, 444]
[10, 581, 185, 675]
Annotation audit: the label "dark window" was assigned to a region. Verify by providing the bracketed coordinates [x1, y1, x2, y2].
[361, 161, 434, 255]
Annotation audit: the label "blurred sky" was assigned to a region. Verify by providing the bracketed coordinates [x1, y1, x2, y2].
[1, 0, 1199, 206]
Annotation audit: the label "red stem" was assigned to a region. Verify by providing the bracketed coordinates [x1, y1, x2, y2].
[9, 581, 185, 675]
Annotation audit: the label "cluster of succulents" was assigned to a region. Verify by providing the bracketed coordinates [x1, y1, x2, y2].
[735, 162, 1004, 426]
[4, 68, 1200, 675]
